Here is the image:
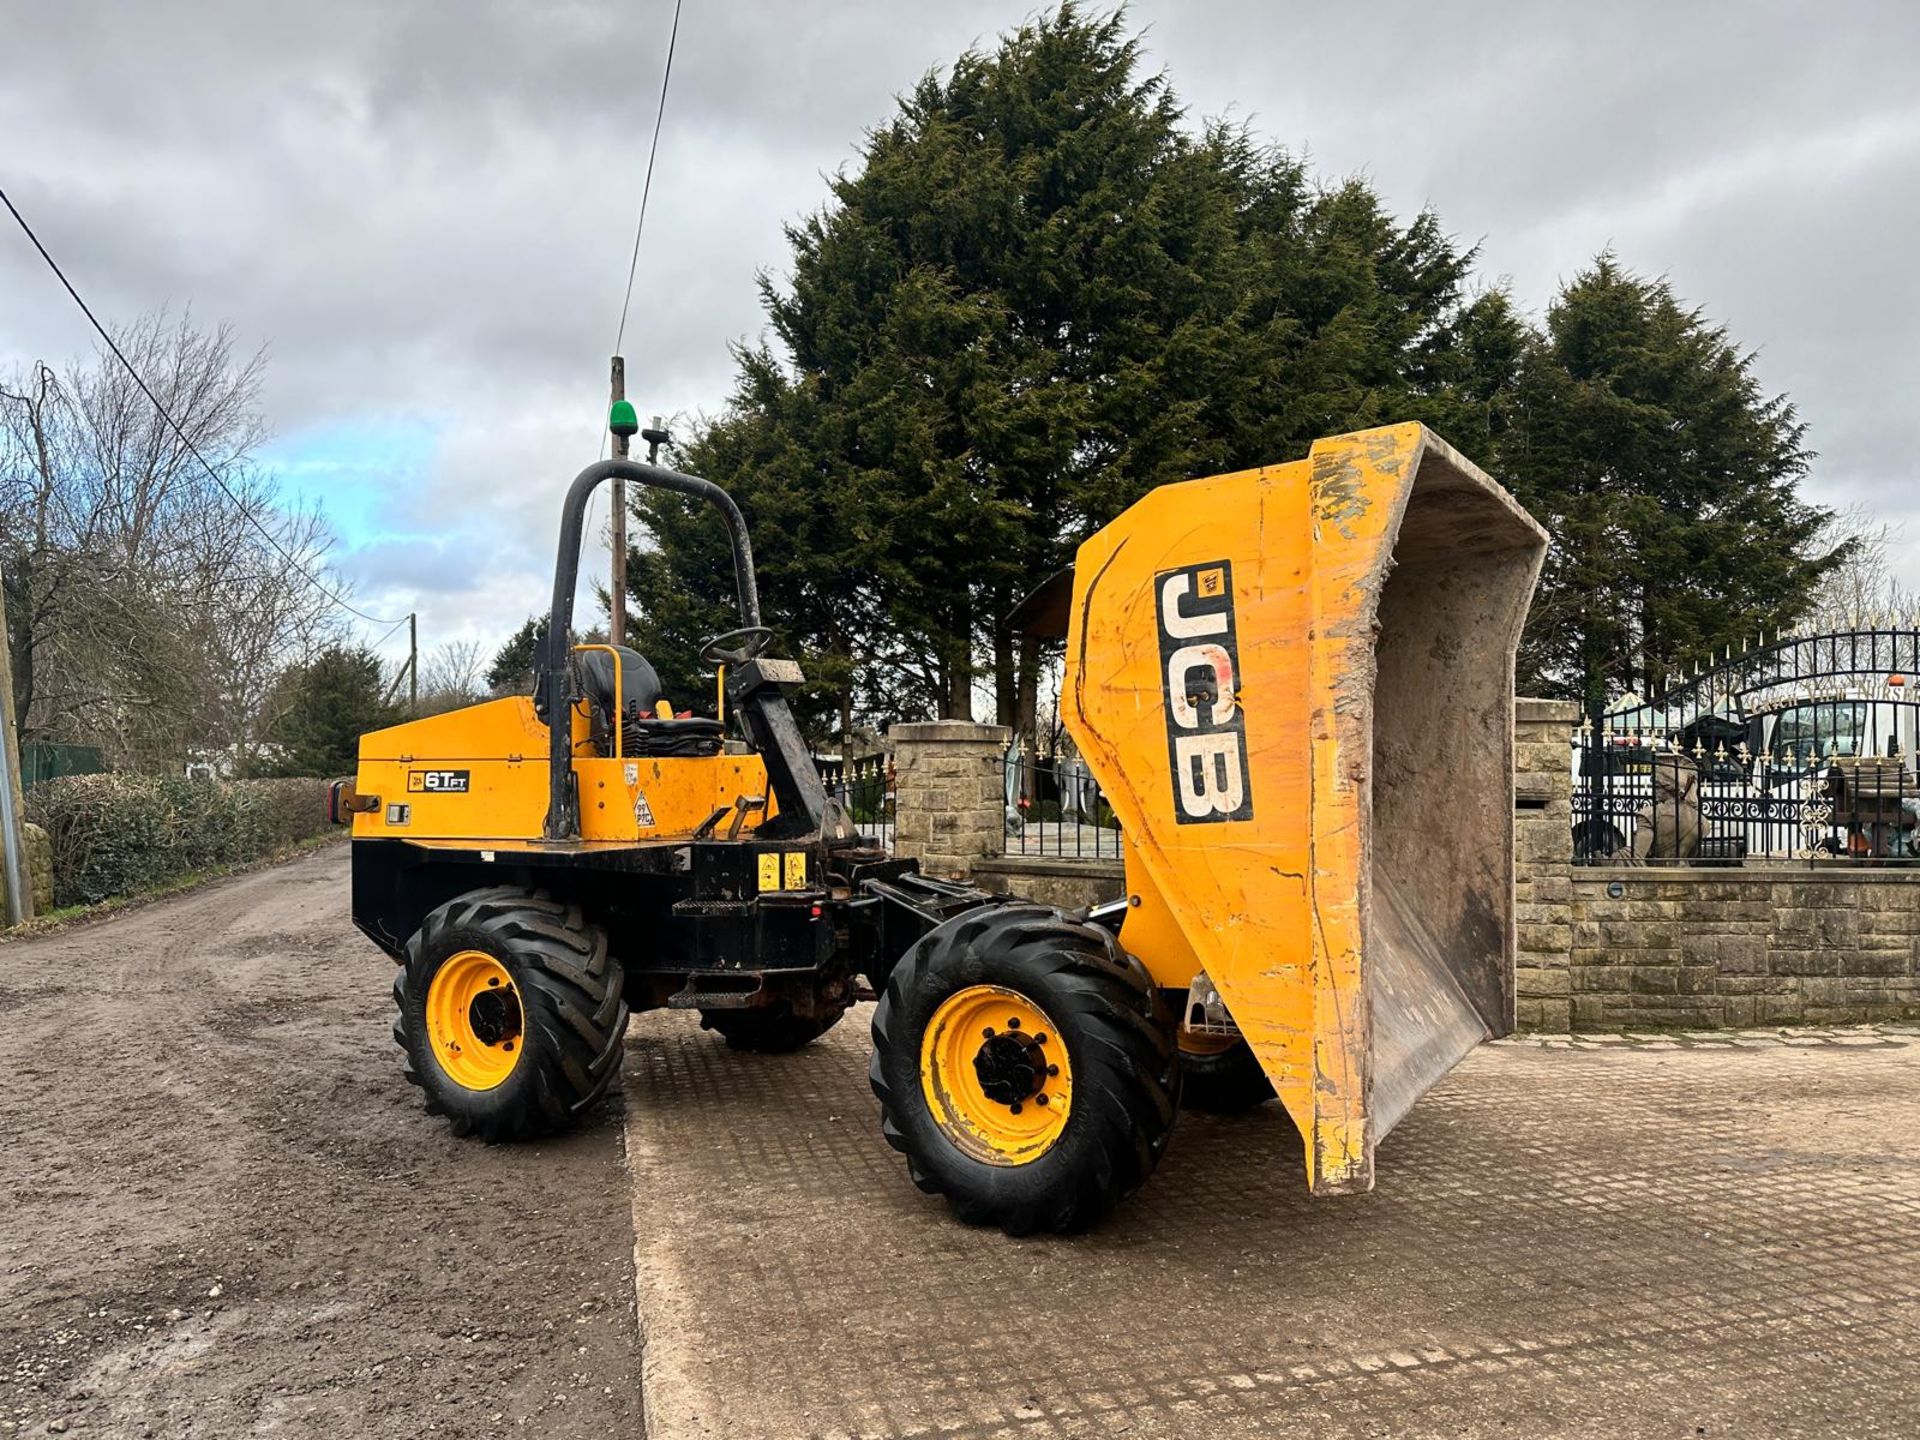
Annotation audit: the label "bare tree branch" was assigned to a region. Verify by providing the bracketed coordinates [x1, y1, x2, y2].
[1, 308, 349, 772]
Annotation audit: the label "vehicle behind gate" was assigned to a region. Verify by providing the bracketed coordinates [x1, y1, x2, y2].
[1574, 645, 1920, 863]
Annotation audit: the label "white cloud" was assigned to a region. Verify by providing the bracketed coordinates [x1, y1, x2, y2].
[5, 0, 1917, 658]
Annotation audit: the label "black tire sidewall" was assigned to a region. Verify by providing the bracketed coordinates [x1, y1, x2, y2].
[403, 922, 551, 1133]
[874, 913, 1163, 1226]
[1177, 1039, 1274, 1112]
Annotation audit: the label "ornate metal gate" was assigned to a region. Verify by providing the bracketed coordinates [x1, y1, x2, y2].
[1572, 629, 1920, 864]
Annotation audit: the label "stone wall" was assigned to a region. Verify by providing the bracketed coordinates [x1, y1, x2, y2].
[1512, 698, 1920, 1032]
[1514, 698, 1580, 1031]
[1564, 870, 1920, 1029]
[969, 855, 1124, 911]
[886, 722, 1122, 909]
[23, 822, 52, 916]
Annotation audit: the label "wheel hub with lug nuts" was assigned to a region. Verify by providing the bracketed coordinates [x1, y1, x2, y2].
[919, 985, 1073, 1165]
[426, 949, 525, 1092]
[972, 1021, 1055, 1112]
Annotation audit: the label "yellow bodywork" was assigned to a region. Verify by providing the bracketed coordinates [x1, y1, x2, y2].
[350, 696, 772, 845]
[1063, 423, 1547, 1196]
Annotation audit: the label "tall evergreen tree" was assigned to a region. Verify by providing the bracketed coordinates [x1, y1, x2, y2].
[1501, 255, 1846, 711]
[626, 3, 1522, 747]
[486, 615, 549, 695]
[264, 646, 398, 776]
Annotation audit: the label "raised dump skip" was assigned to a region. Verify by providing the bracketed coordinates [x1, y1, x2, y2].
[1063, 423, 1548, 1195]
[1367, 444, 1548, 1134]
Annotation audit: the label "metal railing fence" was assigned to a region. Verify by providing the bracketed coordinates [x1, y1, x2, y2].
[1001, 750, 1123, 859]
[816, 752, 894, 851]
[1573, 629, 1920, 865]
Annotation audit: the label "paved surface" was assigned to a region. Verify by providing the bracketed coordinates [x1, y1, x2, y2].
[0, 846, 642, 1438]
[625, 1011, 1920, 1439]
[10, 845, 1919, 1438]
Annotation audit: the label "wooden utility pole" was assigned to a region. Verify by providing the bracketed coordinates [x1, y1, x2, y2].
[0, 572, 34, 924]
[382, 613, 420, 712]
[609, 356, 629, 647]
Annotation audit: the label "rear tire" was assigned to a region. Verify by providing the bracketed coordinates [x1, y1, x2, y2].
[1177, 1036, 1275, 1112]
[870, 903, 1178, 1236]
[393, 887, 628, 1141]
[699, 1002, 847, 1053]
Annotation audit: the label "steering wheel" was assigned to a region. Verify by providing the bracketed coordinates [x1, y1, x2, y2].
[699, 625, 775, 667]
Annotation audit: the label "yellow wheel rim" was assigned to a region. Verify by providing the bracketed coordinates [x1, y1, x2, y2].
[919, 984, 1072, 1166]
[1178, 1027, 1241, 1058]
[425, 950, 524, 1091]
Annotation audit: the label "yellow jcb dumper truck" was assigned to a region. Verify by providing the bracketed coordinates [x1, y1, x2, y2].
[337, 417, 1545, 1234]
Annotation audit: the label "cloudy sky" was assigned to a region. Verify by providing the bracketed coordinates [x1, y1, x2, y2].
[5, 1, 1917, 677]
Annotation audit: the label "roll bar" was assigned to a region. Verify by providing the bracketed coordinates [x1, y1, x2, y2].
[543, 458, 761, 839]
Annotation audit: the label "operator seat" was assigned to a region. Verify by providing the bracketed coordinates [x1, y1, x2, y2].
[576, 645, 724, 758]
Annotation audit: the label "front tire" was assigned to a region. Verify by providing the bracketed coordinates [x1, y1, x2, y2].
[393, 887, 628, 1141]
[869, 903, 1178, 1235]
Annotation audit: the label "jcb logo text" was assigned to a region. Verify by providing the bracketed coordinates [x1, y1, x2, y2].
[1155, 561, 1252, 824]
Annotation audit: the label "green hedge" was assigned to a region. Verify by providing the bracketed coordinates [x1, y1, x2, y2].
[25, 774, 333, 908]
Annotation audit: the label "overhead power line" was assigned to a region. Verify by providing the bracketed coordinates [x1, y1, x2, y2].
[613, 0, 686, 358]
[371, 613, 413, 650]
[590, 0, 687, 571]
[0, 183, 406, 629]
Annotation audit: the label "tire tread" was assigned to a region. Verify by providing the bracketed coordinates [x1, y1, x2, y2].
[391, 887, 627, 1142]
[868, 902, 1178, 1235]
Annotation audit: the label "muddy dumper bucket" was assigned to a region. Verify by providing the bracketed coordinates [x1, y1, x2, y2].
[1060, 423, 1548, 1195]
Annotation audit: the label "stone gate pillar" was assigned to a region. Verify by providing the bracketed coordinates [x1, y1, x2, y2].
[889, 721, 1011, 881]
[1513, 697, 1579, 1030]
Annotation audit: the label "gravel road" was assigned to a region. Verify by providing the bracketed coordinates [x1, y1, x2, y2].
[0, 843, 642, 1438]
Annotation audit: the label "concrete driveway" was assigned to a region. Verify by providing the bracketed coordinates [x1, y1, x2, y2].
[624, 1016, 1920, 1440]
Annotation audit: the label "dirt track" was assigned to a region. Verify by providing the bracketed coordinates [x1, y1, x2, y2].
[0, 844, 642, 1437]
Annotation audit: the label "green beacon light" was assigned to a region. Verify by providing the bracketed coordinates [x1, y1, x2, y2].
[608, 399, 640, 438]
